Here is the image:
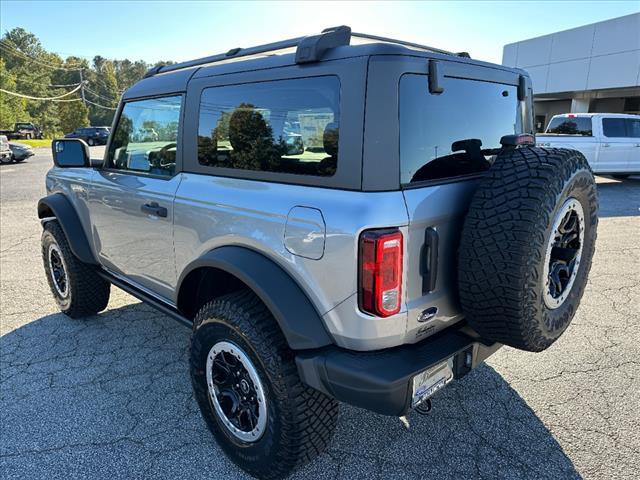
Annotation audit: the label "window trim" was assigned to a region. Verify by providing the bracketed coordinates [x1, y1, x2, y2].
[100, 92, 185, 180]
[181, 58, 367, 191]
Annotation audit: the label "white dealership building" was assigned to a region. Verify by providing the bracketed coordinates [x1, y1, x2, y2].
[502, 13, 640, 131]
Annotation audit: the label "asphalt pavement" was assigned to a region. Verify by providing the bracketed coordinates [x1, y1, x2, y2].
[1, 149, 639, 479]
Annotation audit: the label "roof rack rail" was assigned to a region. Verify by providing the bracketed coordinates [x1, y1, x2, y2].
[143, 26, 468, 78]
[144, 26, 352, 78]
[350, 32, 467, 58]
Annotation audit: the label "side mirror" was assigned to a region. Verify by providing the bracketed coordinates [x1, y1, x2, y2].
[52, 139, 90, 168]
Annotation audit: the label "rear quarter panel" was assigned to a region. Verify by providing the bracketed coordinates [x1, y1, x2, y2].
[172, 174, 410, 347]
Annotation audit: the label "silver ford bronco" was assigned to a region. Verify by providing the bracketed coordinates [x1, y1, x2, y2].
[39, 26, 598, 479]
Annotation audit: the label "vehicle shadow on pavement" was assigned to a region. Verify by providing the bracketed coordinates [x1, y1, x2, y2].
[1, 303, 580, 480]
[596, 176, 640, 218]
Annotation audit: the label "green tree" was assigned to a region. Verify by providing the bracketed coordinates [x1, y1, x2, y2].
[1, 28, 66, 136]
[87, 56, 119, 126]
[227, 103, 286, 171]
[57, 100, 89, 133]
[1, 28, 175, 134]
[0, 58, 30, 128]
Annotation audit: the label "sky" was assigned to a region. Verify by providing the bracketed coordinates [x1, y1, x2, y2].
[1, 0, 638, 65]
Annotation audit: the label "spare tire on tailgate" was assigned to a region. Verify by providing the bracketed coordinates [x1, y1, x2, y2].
[458, 147, 598, 352]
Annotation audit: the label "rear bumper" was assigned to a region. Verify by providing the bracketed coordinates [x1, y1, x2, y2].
[296, 323, 501, 416]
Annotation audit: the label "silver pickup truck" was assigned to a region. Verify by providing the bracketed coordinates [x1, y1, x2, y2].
[38, 27, 598, 480]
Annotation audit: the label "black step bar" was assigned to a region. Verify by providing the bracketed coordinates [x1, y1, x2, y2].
[97, 270, 191, 328]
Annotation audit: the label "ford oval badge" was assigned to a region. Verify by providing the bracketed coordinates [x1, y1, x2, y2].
[418, 307, 438, 323]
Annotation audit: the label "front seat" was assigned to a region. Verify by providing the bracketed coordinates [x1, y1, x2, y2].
[319, 122, 339, 175]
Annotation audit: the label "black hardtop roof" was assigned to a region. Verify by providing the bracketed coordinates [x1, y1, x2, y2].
[123, 26, 525, 100]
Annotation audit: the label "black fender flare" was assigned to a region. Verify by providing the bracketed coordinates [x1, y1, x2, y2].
[178, 246, 333, 350]
[38, 193, 97, 265]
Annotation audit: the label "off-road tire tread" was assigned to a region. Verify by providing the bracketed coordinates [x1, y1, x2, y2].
[458, 147, 598, 351]
[190, 290, 338, 480]
[42, 220, 110, 318]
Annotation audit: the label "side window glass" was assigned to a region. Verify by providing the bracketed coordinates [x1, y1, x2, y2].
[107, 96, 182, 176]
[602, 118, 627, 138]
[626, 119, 640, 138]
[197, 76, 340, 177]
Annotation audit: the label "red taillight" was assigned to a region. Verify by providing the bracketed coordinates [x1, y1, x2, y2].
[358, 229, 403, 317]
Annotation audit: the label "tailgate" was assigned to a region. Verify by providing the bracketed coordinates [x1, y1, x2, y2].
[402, 181, 480, 343]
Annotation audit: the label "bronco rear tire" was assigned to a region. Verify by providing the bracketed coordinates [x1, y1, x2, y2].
[458, 147, 598, 352]
[41, 220, 110, 317]
[190, 291, 339, 480]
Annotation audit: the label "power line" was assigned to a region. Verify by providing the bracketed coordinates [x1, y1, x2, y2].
[87, 77, 125, 94]
[0, 42, 82, 71]
[15, 77, 81, 88]
[2, 42, 129, 94]
[84, 85, 119, 102]
[0, 83, 83, 100]
[84, 98, 117, 110]
[0, 40, 85, 69]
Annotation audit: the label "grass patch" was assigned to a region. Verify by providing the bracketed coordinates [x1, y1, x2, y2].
[17, 139, 52, 148]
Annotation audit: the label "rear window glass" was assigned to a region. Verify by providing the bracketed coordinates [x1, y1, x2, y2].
[198, 76, 340, 177]
[400, 74, 521, 184]
[546, 116, 592, 136]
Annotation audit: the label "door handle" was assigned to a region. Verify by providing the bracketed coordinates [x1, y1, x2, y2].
[141, 202, 168, 218]
[602, 143, 610, 147]
[421, 227, 439, 294]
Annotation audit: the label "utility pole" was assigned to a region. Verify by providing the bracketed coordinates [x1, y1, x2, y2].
[79, 68, 86, 104]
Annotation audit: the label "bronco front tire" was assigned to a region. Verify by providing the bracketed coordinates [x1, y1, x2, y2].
[458, 147, 598, 352]
[190, 291, 339, 480]
[41, 220, 110, 317]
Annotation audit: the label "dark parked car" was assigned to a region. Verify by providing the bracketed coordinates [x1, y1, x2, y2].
[64, 127, 110, 146]
[9, 142, 35, 162]
[0, 122, 43, 140]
